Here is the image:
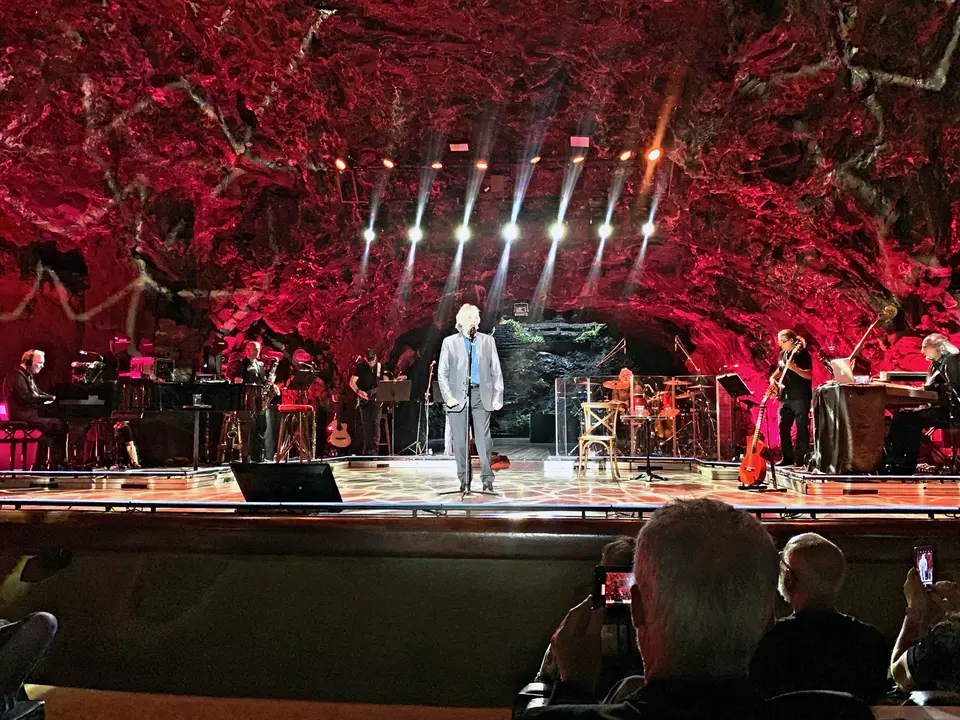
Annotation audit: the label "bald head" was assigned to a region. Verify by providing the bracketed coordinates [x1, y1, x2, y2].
[779, 533, 846, 611]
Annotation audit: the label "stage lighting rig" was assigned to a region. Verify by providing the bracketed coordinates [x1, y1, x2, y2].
[363, 228, 376, 243]
[408, 227, 424, 243]
[502, 223, 519, 242]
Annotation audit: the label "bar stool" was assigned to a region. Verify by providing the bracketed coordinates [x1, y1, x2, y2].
[378, 413, 392, 456]
[275, 404, 316, 462]
[577, 401, 622, 480]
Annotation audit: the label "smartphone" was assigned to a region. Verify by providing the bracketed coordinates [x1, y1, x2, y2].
[915, 545, 935, 587]
[592, 565, 635, 610]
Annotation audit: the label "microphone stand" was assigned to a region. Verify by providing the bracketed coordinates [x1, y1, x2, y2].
[440, 327, 495, 497]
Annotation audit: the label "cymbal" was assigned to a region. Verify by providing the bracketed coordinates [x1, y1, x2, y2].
[602, 380, 631, 390]
[576, 380, 598, 386]
[689, 384, 711, 390]
[675, 392, 694, 399]
[662, 379, 690, 386]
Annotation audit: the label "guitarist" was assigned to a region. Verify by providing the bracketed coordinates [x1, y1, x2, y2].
[232, 341, 278, 462]
[350, 349, 383, 455]
[771, 330, 813, 467]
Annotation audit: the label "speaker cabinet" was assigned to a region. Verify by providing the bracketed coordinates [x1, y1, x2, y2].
[230, 462, 343, 512]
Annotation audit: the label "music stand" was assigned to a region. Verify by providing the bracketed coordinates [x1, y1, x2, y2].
[717, 373, 751, 460]
[377, 380, 411, 454]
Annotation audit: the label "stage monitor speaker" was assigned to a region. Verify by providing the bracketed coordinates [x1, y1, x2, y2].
[230, 462, 343, 512]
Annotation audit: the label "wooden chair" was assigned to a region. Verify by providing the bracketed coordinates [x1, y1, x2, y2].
[577, 402, 621, 479]
[275, 404, 316, 462]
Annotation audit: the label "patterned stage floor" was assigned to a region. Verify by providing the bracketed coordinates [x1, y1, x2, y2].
[2, 457, 959, 513]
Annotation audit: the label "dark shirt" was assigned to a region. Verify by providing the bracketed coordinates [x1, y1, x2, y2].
[2, 367, 53, 419]
[521, 679, 872, 720]
[353, 361, 380, 394]
[235, 358, 266, 385]
[906, 617, 960, 692]
[778, 348, 813, 401]
[927, 353, 960, 410]
[749, 610, 890, 703]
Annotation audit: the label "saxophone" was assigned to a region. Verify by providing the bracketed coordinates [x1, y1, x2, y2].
[261, 357, 280, 409]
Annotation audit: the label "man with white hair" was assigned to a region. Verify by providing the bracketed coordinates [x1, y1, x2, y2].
[437, 303, 503, 492]
[887, 333, 960, 474]
[523, 499, 785, 717]
[750, 533, 889, 703]
[2, 350, 63, 470]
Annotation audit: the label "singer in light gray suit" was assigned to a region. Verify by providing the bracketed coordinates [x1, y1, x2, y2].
[438, 304, 504, 491]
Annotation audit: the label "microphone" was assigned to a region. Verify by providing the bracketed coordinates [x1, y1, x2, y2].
[79, 350, 103, 360]
[820, 357, 833, 373]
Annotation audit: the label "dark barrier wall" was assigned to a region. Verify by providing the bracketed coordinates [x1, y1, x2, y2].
[0, 512, 956, 707]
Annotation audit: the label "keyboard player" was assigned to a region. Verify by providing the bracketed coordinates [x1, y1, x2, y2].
[886, 333, 960, 474]
[2, 350, 65, 470]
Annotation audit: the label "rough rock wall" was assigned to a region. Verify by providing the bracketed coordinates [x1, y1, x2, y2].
[1, 0, 960, 395]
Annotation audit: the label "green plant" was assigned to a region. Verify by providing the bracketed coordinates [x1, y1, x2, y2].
[500, 318, 545, 343]
[575, 323, 607, 342]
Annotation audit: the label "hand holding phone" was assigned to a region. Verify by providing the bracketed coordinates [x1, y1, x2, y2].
[915, 545, 935, 588]
[592, 565, 635, 610]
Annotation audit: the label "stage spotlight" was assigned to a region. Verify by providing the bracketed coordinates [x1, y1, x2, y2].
[382, 157, 396, 169]
[598, 223, 613, 240]
[431, 161, 443, 170]
[642, 221, 656, 236]
[619, 150, 633, 162]
[530, 156, 541, 165]
[335, 158, 348, 171]
[456, 225, 471, 243]
[476, 160, 488, 170]
[549, 222, 566, 242]
[408, 226, 423, 243]
[502, 223, 519, 242]
[572, 155, 585, 164]
[363, 228, 376, 243]
[647, 148, 661, 162]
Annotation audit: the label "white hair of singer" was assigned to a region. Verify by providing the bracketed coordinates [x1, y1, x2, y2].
[455, 304, 481, 333]
[633, 499, 779, 677]
[923, 333, 960, 356]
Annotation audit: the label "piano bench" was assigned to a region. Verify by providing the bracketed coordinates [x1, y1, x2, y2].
[0, 423, 41, 472]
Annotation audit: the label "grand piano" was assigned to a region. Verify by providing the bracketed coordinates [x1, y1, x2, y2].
[43, 380, 254, 467]
[813, 379, 939, 475]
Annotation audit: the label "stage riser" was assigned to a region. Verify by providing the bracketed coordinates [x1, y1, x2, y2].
[788, 477, 960, 499]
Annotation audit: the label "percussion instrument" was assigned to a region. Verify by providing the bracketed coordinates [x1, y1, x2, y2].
[602, 380, 631, 390]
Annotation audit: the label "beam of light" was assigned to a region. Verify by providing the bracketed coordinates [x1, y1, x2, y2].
[511, 89, 557, 224]
[530, 237, 560, 322]
[415, 134, 445, 228]
[484, 241, 512, 319]
[619, 150, 633, 162]
[432, 239, 466, 328]
[462, 108, 499, 227]
[624, 182, 665, 298]
[456, 225, 471, 243]
[571, 155, 585, 164]
[502, 223, 519, 242]
[363, 228, 376, 243]
[388, 241, 419, 327]
[549, 222, 566, 242]
[647, 148, 661, 162]
[357, 167, 392, 292]
[598, 224, 613, 240]
[579, 166, 627, 303]
[408, 226, 424, 243]
[580, 234, 607, 301]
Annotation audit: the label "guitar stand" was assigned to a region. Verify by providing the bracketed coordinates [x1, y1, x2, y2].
[738, 447, 788, 493]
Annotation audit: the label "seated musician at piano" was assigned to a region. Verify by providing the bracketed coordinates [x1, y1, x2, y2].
[1, 350, 65, 470]
[886, 333, 960, 475]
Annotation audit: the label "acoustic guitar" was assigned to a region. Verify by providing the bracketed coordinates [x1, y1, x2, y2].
[738, 386, 776, 486]
[328, 413, 351, 449]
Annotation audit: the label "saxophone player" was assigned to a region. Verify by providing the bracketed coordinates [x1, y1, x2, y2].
[232, 341, 277, 462]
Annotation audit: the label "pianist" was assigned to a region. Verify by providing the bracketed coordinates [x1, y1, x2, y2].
[886, 333, 960, 475]
[1, 350, 65, 470]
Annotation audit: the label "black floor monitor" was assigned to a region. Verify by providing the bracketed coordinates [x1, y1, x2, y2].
[230, 462, 343, 512]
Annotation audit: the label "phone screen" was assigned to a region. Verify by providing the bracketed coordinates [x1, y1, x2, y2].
[915, 546, 935, 587]
[593, 565, 635, 609]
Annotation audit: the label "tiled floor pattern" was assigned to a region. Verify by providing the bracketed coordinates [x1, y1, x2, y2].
[0, 459, 958, 512]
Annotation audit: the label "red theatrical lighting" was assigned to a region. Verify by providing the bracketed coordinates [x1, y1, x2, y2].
[431, 161, 443, 170]
[530, 156, 541, 165]
[382, 157, 395, 169]
[619, 150, 633, 162]
[476, 160, 488, 170]
[334, 158, 347, 171]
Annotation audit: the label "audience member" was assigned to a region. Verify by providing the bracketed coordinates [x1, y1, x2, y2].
[520, 499, 872, 719]
[891, 568, 960, 693]
[536, 536, 639, 691]
[0, 612, 57, 713]
[750, 533, 889, 702]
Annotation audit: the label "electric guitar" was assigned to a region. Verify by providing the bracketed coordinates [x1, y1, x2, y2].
[738, 386, 776, 486]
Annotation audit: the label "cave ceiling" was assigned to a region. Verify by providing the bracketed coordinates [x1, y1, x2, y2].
[1, 0, 960, 380]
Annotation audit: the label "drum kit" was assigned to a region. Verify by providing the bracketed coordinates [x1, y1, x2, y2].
[575, 376, 715, 456]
